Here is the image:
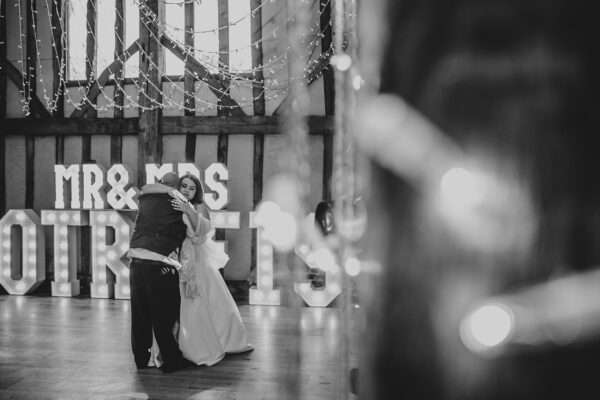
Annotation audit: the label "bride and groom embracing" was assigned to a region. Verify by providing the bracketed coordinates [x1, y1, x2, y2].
[127, 172, 253, 373]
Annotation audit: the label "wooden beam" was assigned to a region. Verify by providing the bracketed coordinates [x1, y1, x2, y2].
[0, 118, 140, 136]
[26, 0, 37, 112]
[2, 60, 51, 118]
[184, 0, 195, 161]
[320, 0, 334, 115]
[250, 0, 266, 278]
[53, 0, 65, 166]
[138, 0, 162, 185]
[0, 116, 334, 136]
[85, 0, 97, 119]
[217, 0, 231, 117]
[250, 0, 266, 205]
[0, 0, 5, 215]
[55, 136, 64, 164]
[70, 40, 140, 118]
[216, 0, 230, 242]
[320, 0, 334, 202]
[272, 52, 333, 116]
[25, 0, 36, 209]
[0, 0, 6, 118]
[158, 33, 244, 115]
[82, 0, 94, 293]
[113, 0, 125, 119]
[184, 1, 195, 116]
[251, 0, 265, 117]
[51, 0, 65, 118]
[111, 0, 125, 165]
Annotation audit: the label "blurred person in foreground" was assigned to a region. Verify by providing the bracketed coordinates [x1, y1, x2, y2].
[355, 1, 600, 399]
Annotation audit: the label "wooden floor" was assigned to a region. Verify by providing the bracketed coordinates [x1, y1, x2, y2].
[0, 296, 357, 400]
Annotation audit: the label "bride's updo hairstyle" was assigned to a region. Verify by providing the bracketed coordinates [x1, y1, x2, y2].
[178, 174, 204, 205]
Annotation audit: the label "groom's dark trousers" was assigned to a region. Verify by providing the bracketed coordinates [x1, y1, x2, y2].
[129, 192, 186, 371]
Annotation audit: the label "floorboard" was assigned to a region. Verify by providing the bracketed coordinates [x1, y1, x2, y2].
[0, 296, 357, 400]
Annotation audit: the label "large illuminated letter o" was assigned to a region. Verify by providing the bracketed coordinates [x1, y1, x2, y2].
[0, 210, 46, 295]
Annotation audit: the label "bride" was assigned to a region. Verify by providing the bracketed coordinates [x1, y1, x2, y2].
[144, 173, 253, 367]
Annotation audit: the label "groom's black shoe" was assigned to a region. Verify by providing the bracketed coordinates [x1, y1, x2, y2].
[135, 355, 151, 370]
[160, 357, 195, 373]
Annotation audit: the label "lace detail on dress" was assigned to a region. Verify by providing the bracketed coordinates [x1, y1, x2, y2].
[178, 207, 229, 298]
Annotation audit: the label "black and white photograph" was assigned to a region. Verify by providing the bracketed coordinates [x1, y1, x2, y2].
[1, 0, 600, 399]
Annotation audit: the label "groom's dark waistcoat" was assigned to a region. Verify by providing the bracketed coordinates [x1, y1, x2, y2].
[129, 193, 186, 256]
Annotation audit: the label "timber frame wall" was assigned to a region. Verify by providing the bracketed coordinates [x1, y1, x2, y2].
[0, 0, 334, 286]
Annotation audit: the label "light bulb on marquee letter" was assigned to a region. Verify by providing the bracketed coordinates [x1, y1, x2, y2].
[82, 164, 106, 209]
[41, 210, 89, 297]
[145, 163, 174, 184]
[204, 163, 229, 210]
[177, 163, 201, 179]
[0, 210, 45, 295]
[54, 164, 81, 209]
[208, 210, 240, 266]
[90, 210, 133, 299]
[293, 247, 342, 307]
[106, 164, 138, 210]
[249, 212, 281, 305]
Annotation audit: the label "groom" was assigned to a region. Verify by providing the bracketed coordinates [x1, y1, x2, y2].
[128, 172, 188, 373]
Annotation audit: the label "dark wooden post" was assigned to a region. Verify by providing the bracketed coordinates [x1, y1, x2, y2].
[0, 0, 6, 216]
[25, 0, 37, 209]
[250, 0, 265, 281]
[113, 0, 125, 120]
[51, 0, 64, 118]
[85, 0, 97, 121]
[320, 0, 334, 202]
[215, 0, 229, 243]
[138, 0, 162, 186]
[183, 0, 195, 162]
[112, 0, 125, 163]
[52, 0, 64, 166]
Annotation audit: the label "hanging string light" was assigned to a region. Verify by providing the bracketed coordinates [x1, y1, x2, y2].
[20, 0, 337, 115]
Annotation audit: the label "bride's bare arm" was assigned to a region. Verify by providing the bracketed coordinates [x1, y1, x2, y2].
[171, 199, 211, 236]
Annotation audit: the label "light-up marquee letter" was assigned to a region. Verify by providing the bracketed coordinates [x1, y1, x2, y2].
[41, 210, 89, 297]
[177, 163, 201, 178]
[0, 210, 46, 295]
[249, 212, 281, 305]
[82, 164, 106, 209]
[294, 245, 342, 307]
[54, 164, 81, 209]
[90, 210, 133, 299]
[204, 163, 229, 210]
[209, 210, 240, 264]
[145, 163, 174, 184]
[106, 164, 138, 210]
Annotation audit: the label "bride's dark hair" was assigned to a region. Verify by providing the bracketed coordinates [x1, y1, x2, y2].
[178, 174, 204, 204]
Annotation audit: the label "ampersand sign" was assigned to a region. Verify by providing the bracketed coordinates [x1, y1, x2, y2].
[106, 165, 138, 210]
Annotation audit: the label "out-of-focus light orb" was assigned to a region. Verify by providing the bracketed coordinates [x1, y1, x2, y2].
[266, 211, 297, 252]
[344, 257, 361, 276]
[440, 167, 484, 209]
[331, 53, 352, 71]
[313, 247, 336, 272]
[461, 303, 514, 352]
[255, 201, 281, 226]
[352, 74, 364, 91]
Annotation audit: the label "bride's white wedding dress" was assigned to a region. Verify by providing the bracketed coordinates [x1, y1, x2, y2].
[149, 205, 252, 367]
[177, 209, 252, 365]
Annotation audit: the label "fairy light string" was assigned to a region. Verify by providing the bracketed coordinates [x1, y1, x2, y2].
[13, 0, 340, 115]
